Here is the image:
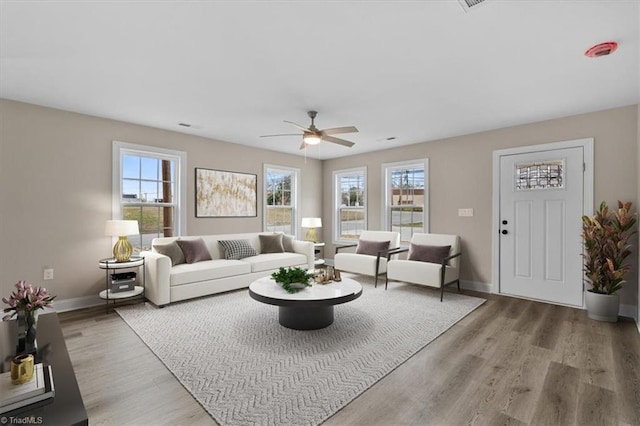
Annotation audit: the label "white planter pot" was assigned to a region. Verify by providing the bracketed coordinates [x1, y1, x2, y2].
[585, 291, 619, 323]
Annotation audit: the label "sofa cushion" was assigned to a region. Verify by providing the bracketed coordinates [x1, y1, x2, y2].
[334, 252, 389, 275]
[242, 253, 308, 273]
[170, 259, 251, 286]
[218, 239, 257, 260]
[408, 244, 451, 264]
[176, 238, 213, 264]
[356, 239, 390, 256]
[259, 233, 284, 253]
[282, 234, 295, 252]
[387, 259, 458, 288]
[153, 241, 186, 266]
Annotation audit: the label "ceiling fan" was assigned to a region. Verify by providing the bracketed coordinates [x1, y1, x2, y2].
[260, 111, 358, 149]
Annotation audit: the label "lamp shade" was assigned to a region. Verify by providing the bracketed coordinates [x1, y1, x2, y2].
[301, 217, 322, 228]
[105, 220, 139, 236]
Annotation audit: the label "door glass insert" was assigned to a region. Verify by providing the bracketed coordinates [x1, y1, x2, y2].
[515, 160, 564, 190]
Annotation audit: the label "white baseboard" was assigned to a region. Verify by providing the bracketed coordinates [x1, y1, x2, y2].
[460, 280, 493, 294]
[619, 303, 638, 322]
[52, 295, 103, 313]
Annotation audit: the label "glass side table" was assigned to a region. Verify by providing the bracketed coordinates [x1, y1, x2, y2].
[98, 256, 145, 313]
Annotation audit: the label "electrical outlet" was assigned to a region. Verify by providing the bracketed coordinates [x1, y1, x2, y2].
[43, 268, 54, 280]
[458, 208, 474, 217]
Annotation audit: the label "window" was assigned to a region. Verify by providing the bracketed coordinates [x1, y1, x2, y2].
[264, 164, 300, 236]
[383, 159, 428, 244]
[515, 160, 564, 190]
[333, 167, 367, 243]
[113, 142, 186, 251]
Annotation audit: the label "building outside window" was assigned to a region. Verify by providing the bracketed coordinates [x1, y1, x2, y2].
[264, 164, 299, 236]
[383, 159, 428, 243]
[334, 167, 367, 243]
[113, 142, 186, 251]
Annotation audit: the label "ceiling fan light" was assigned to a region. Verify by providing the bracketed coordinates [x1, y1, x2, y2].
[303, 134, 321, 145]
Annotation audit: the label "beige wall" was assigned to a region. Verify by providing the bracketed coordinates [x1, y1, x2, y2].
[0, 99, 322, 302]
[323, 105, 639, 307]
[2, 99, 638, 310]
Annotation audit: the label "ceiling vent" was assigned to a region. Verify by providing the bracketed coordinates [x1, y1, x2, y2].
[458, 0, 487, 12]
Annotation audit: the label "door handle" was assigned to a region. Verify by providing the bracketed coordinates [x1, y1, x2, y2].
[501, 230, 508, 235]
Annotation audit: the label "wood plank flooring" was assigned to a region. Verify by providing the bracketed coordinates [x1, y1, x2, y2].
[58, 291, 640, 425]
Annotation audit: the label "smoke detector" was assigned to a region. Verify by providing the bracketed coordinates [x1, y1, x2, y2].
[584, 41, 618, 58]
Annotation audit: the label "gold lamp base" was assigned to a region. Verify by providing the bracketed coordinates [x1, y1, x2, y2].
[305, 228, 318, 243]
[113, 236, 133, 262]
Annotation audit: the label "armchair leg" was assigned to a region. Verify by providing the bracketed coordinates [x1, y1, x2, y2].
[374, 274, 378, 288]
[440, 285, 444, 302]
[457, 279, 461, 293]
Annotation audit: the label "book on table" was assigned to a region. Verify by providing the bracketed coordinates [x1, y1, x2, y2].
[0, 363, 55, 414]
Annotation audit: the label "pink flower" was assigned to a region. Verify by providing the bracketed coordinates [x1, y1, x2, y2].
[2, 281, 56, 322]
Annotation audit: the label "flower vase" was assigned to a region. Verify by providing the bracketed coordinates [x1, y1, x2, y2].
[16, 310, 38, 355]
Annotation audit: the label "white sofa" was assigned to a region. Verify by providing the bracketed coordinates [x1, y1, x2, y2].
[141, 233, 314, 307]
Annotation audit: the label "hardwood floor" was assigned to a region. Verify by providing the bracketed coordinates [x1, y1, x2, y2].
[58, 292, 640, 425]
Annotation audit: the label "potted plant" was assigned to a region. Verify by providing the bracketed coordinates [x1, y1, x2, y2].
[582, 201, 636, 322]
[271, 267, 314, 294]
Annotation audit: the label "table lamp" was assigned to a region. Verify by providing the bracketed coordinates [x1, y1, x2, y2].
[105, 220, 139, 262]
[301, 217, 322, 243]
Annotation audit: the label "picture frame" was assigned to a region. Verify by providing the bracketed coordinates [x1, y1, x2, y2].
[195, 168, 257, 217]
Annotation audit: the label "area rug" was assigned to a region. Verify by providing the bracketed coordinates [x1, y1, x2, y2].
[116, 275, 485, 426]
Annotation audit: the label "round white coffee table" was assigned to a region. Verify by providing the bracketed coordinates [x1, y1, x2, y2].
[249, 276, 362, 330]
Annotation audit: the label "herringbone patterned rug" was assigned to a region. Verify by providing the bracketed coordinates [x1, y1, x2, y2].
[116, 275, 485, 426]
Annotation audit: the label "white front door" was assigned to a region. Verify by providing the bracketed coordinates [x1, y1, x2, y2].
[499, 146, 584, 306]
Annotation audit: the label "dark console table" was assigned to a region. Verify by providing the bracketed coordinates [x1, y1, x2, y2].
[0, 312, 88, 425]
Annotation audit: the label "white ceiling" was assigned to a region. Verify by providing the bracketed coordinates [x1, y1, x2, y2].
[1, 1, 638, 160]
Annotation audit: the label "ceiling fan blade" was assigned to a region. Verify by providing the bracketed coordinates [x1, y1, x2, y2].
[323, 135, 355, 147]
[260, 133, 301, 138]
[299, 141, 307, 150]
[321, 126, 359, 136]
[283, 120, 311, 132]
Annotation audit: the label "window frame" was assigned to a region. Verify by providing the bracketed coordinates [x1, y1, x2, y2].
[263, 163, 300, 237]
[112, 141, 187, 250]
[333, 166, 367, 244]
[382, 159, 429, 244]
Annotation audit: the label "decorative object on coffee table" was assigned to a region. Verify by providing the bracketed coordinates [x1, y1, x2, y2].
[271, 267, 314, 294]
[104, 219, 140, 262]
[2, 281, 56, 355]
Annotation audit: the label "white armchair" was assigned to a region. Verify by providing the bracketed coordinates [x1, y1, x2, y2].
[334, 231, 401, 287]
[386, 233, 461, 301]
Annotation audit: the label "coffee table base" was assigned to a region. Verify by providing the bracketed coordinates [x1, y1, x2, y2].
[279, 306, 334, 330]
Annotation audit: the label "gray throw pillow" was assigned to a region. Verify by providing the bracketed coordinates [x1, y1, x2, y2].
[153, 241, 186, 266]
[355, 239, 390, 256]
[218, 239, 257, 260]
[259, 233, 284, 254]
[175, 238, 212, 264]
[408, 244, 451, 264]
[282, 234, 295, 253]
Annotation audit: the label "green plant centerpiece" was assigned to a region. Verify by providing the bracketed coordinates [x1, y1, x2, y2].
[582, 200, 636, 322]
[271, 267, 314, 294]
